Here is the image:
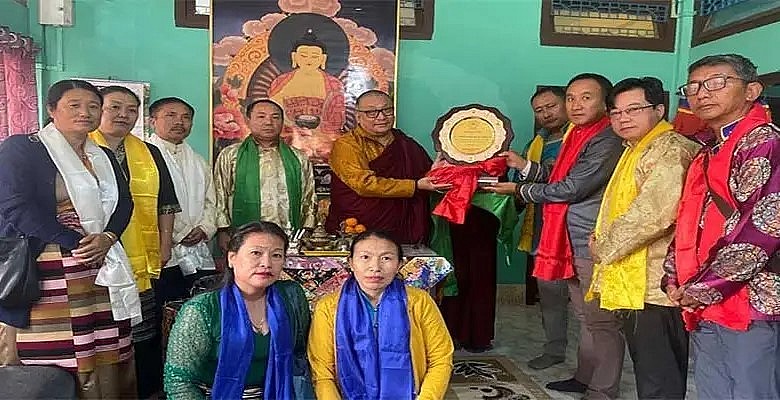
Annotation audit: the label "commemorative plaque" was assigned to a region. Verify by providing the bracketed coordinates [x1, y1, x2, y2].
[432, 104, 514, 164]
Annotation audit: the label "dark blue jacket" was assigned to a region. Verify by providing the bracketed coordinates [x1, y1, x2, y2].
[0, 134, 133, 327]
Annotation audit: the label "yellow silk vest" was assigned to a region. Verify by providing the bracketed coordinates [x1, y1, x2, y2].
[90, 131, 161, 291]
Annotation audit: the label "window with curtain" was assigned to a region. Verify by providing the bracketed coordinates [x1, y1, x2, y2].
[0, 26, 39, 142]
[540, 0, 676, 52]
[693, 0, 780, 45]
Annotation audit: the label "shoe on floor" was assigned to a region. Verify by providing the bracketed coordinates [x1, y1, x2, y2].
[527, 354, 565, 370]
[545, 378, 587, 393]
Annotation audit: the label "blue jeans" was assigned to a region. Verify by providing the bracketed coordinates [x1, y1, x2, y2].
[692, 320, 780, 399]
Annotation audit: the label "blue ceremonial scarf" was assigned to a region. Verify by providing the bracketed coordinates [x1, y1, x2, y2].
[213, 283, 295, 400]
[335, 277, 415, 399]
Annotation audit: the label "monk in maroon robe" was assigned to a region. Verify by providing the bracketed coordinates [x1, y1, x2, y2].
[326, 90, 449, 243]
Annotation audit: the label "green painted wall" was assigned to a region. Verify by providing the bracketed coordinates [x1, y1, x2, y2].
[25, 0, 777, 285]
[27, 0, 211, 156]
[396, 1, 681, 155]
[395, 1, 686, 283]
[689, 21, 780, 75]
[1, 0, 30, 34]
[21, 0, 685, 285]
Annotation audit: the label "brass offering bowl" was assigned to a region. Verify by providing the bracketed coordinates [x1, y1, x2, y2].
[301, 236, 336, 251]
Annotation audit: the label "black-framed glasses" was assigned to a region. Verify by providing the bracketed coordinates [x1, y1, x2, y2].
[608, 104, 655, 119]
[356, 107, 394, 119]
[678, 75, 747, 97]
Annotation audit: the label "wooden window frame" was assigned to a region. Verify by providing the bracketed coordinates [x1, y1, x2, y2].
[175, 0, 208, 29]
[760, 71, 780, 125]
[692, 0, 780, 46]
[540, 0, 676, 53]
[760, 71, 780, 88]
[400, 0, 434, 40]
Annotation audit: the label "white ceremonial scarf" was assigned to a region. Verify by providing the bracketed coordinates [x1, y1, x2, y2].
[148, 135, 215, 275]
[38, 123, 142, 323]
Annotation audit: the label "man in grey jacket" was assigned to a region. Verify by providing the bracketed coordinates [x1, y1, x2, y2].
[487, 73, 624, 400]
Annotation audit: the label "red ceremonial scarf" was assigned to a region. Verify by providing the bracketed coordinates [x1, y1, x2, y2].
[675, 103, 771, 331]
[533, 116, 610, 280]
[427, 158, 507, 224]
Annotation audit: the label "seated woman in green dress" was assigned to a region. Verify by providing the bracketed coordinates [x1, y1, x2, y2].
[308, 230, 454, 399]
[164, 221, 311, 399]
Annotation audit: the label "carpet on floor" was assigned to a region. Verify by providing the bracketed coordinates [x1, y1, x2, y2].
[446, 355, 552, 400]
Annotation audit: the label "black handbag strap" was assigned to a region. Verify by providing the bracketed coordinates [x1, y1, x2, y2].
[702, 153, 736, 217]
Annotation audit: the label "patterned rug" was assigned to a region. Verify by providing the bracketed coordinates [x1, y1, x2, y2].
[446, 356, 552, 400]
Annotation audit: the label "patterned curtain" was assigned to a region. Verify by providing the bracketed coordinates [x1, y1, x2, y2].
[0, 26, 39, 143]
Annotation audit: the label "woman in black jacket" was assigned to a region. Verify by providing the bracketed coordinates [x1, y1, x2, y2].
[0, 79, 137, 398]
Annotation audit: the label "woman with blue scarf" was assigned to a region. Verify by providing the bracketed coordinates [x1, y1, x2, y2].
[308, 230, 454, 399]
[164, 221, 311, 399]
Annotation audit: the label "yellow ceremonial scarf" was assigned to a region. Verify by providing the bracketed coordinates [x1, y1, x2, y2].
[517, 135, 544, 252]
[90, 130, 161, 291]
[518, 125, 573, 252]
[586, 120, 673, 310]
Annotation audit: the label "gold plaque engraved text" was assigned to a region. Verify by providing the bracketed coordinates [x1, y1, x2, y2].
[432, 104, 514, 164]
[449, 118, 495, 155]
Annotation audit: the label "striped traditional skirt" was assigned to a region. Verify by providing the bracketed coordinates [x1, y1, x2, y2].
[10, 209, 136, 398]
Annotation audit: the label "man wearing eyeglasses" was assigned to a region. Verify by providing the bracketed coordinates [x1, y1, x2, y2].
[588, 77, 699, 400]
[326, 90, 448, 243]
[486, 73, 624, 399]
[662, 54, 780, 399]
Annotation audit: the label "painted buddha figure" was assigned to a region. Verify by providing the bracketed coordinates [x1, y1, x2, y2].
[269, 29, 346, 139]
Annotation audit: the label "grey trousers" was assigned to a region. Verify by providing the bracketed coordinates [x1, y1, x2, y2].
[568, 258, 625, 400]
[538, 278, 569, 358]
[692, 320, 780, 400]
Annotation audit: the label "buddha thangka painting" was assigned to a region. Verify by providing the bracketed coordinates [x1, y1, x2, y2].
[212, 0, 398, 163]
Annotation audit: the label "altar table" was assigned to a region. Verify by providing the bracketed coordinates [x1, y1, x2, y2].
[282, 252, 453, 304]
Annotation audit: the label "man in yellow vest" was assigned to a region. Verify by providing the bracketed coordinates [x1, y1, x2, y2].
[588, 77, 699, 399]
[89, 86, 180, 399]
[519, 86, 570, 370]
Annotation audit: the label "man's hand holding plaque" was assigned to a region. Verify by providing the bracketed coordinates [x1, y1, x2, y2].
[427, 104, 515, 224]
[482, 150, 527, 195]
[417, 176, 452, 192]
[498, 150, 528, 170]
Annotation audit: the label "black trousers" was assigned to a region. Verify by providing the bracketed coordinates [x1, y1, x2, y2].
[525, 253, 539, 305]
[133, 336, 162, 399]
[622, 303, 689, 400]
[134, 267, 214, 398]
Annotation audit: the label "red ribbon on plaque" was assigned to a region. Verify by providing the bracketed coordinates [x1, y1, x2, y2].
[427, 158, 507, 224]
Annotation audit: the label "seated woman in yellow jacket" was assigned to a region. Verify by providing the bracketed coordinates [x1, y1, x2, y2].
[308, 230, 454, 399]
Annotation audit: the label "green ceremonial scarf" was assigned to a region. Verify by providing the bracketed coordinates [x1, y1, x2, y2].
[429, 192, 519, 296]
[232, 137, 302, 229]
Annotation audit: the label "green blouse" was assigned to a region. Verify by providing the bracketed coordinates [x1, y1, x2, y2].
[163, 281, 310, 400]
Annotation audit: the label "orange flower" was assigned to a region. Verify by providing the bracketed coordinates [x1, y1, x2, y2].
[354, 224, 366, 233]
